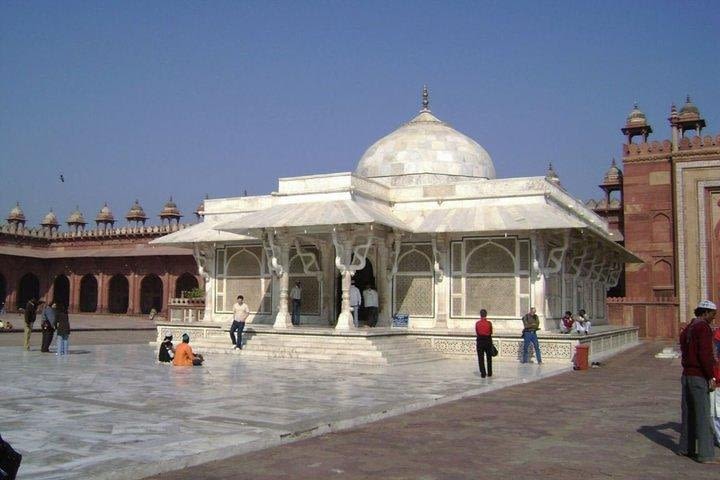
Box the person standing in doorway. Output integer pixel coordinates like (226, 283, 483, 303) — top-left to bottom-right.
(678, 300, 718, 463)
(55, 303, 71, 356)
(363, 284, 379, 327)
(230, 295, 249, 350)
(475, 309, 494, 378)
(23, 298, 38, 351)
(349, 280, 362, 328)
(40, 302, 57, 353)
(290, 281, 302, 326)
(521, 306, 542, 364)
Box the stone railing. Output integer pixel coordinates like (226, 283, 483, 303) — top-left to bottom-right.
(168, 297, 206, 323)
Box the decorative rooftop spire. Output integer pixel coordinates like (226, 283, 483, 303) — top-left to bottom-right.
(421, 85, 430, 112)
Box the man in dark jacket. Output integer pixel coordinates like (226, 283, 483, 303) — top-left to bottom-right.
(40, 302, 56, 353)
(679, 299, 718, 463)
(23, 298, 38, 351)
(521, 306, 542, 364)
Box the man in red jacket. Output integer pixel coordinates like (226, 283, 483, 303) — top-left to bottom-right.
(679, 300, 719, 463)
(475, 309, 494, 378)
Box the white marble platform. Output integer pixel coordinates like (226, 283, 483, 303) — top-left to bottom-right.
(1, 344, 568, 480)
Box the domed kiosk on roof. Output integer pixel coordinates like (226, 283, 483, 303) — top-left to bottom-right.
(159, 197, 182, 226)
(66, 206, 87, 232)
(95, 203, 116, 230)
(41, 210, 60, 231)
(6, 202, 26, 229)
(125, 200, 148, 226)
(354, 86, 495, 187)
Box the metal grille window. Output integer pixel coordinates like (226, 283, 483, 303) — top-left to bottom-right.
(215, 245, 272, 314)
(393, 244, 434, 317)
(450, 237, 529, 318)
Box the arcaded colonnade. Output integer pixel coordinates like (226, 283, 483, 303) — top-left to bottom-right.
(0, 254, 199, 315)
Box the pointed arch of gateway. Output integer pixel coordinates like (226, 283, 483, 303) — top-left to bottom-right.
(0, 272, 6, 310)
(140, 274, 163, 314)
(108, 274, 129, 314)
(53, 274, 70, 308)
(175, 272, 199, 297)
(17, 272, 40, 309)
(79, 274, 98, 312)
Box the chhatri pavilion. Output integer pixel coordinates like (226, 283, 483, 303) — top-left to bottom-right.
(154, 89, 637, 341)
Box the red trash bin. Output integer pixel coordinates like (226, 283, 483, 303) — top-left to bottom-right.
(574, 344, 590, 370)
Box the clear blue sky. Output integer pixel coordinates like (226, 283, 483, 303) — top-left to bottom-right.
(1, 0, 718, 226)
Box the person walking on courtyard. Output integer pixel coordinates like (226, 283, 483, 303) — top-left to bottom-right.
(560, 310, 574, 333)
(40, 302, 57, 353)
(575, 309, 592, 335)
(678, 300, 718, 463)
(521, 306, 542, 364)
(23, 298, 38, 350)
(290, 281, 302, 326)
(173, 333, 204, 366)
(54, 303, 71, 356)
(349, 280, 362, 328)
(363, 284, 379, 327)
(475, 309, 494, 378)
(230, 295, 249, 350)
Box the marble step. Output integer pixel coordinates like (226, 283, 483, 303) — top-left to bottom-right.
(190, 333, 445, 365)
(194, 347, 444, 366)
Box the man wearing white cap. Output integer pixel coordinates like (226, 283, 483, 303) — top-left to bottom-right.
(679, 299, 719, 463)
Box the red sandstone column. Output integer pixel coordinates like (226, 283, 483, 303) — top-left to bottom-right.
(162, 273, 171, 313)
(128, 273, 140, 315)
(97, 273, 109, 313)
(69, 273, 81, 313)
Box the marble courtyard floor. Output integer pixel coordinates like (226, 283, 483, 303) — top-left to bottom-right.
(0, 340, 567, 480)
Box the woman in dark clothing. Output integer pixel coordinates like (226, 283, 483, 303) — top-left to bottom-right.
(475, 308, 494, 378)
(158, 334, 175, 363)
(54, 303, 71, 356)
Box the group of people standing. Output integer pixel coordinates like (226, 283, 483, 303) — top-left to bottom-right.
(22, 298, 71, 355)
(679, 299, 720, 464)
(290, 281, 380, 329)
(474, 306, 546, 377)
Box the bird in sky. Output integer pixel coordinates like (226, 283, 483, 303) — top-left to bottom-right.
(59, 174, 64, 183)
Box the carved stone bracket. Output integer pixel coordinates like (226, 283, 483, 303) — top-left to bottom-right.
(293, 239, 322, 279)
(263, 230, 285, 277)
(542, 231, 570, 275)
(431, 235, 447, 283)
(332, 230, 374, 275)
(386, 232, 403, 281)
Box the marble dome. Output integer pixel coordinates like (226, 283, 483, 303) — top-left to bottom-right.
(355, 90, 495, 187)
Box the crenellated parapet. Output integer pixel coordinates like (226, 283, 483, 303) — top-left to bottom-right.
(677, 134, 720, 152)
(0, 222, 193, 242)
(623, 139, 672, 158)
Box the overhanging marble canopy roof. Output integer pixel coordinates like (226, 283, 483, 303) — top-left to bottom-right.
(215, 199, 408, 233)
(149, 215, 255, 246)
(395, 202, 585, 233)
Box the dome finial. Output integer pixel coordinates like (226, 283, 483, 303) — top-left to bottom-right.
(421, 85, 430, 112)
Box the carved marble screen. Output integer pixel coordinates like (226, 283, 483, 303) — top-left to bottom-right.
(215, 245, 273, 314)
(288, 245, 322, 316)
(393, 244, 434, 317)
(450, 237, 530, 318)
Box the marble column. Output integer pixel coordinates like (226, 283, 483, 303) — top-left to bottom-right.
(273, 240, 292, 329)
(433, 234, 449, 330)
(530, 235, 548, 330)
(334, 239, 355, 331)
(376, 239, 392, 327)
